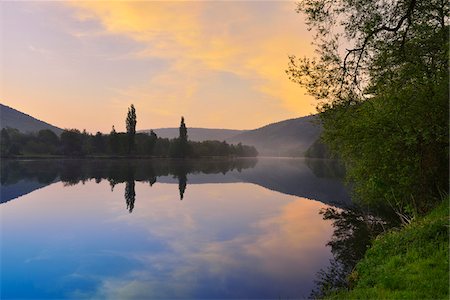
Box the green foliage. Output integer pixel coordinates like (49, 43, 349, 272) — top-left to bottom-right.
(321, 72, 448, 213)
(289, 0, 449, 215)
(328, 200, 449, 299)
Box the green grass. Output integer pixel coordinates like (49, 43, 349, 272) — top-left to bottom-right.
(329, 200, 449, 299)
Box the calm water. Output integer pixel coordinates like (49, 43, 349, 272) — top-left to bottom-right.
(1, 158, 350, 299)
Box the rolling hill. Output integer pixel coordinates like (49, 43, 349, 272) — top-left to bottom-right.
(140, 115, 322, 157)
(227, 115, 322, 156)
(1, 103, 63, 135)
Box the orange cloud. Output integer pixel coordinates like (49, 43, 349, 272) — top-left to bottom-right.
(67, 1, 317, 129)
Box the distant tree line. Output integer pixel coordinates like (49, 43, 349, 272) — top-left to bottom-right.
(1, 105, 257, 158)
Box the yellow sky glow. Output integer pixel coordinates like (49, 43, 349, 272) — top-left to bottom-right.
(1, 1, 316, 132)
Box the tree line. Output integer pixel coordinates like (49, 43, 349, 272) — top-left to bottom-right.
(0, 105, 257, 158)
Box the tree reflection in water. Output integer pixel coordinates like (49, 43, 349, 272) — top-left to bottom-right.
(0, 158, 257, 212)
(310, 206, 398, 298)
(125, 180, 136, 213)
(171, 162, 188, 200)
(178, 174, 187, 200)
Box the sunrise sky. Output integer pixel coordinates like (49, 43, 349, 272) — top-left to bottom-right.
(0, 1, 316, 133)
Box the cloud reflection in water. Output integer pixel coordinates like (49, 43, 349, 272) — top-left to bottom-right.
(1, 179, 335, 299)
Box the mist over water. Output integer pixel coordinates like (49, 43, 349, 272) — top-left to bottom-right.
(1, 158, 350, 299)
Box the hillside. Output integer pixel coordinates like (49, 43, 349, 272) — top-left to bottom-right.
(139, 128, 245, 142)
(0, 103, 63, 135)
(227, 115, 322, 157)
(140, 115, 322, 157)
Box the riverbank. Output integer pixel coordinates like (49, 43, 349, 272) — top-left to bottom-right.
(328, 200, 449, 299)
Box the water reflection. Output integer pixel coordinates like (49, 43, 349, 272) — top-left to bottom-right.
(125, 180, 136, 213)
(305, 158, 346, 179)
(1, 159, 257, 209)
(1, 158, 351, 209)
(310, 206, 399, 298)
(1, 179, 337, 298)
(0, 158, 354, 299)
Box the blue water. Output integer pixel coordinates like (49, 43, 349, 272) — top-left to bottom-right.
(0, 158, 349, 299)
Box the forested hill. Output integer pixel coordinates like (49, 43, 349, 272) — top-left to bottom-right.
(0, 103, 63, 135)
(139, 128, 245, 142)
(227, 115, 321, 157)
(141, 115, 322, 157)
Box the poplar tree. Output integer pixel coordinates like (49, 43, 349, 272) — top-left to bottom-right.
(126, 104, 137, 154)
(179, 116, 187, 143)
(179, 116, 188, 158)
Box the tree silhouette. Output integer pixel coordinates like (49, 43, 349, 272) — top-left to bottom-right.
(92, 132, 106, 153)
(179, 116, 187, 143)
(109, 125, 120, 154)
(126, 104, 137, 154)
(37, 129, 58, 146)
(146, 130, 158, 155)
(178, 116, 189, 158)
(60, 129, 83, 155)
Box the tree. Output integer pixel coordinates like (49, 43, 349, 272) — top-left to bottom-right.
(170, 116, 190, 158)
(60, 129, 83, 155)
(37, 130, 59, 146)
(146, 130, 158, 155)
(109, 125, 120, 154)
(287, 0, 448, 109)
(126, 104, 137, 154)
(179, 116, 187, 143)
(288, 0, 449, 215)
(0, 128, 11, 156)
(81, 129, 93, 154)
(92, 132, 106, 153)
(179, 116, 190, 158)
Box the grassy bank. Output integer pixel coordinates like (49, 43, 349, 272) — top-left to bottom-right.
(329, 200, 449, 299)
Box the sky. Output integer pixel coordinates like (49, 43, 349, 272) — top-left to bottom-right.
(0, 1, 316, 133)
